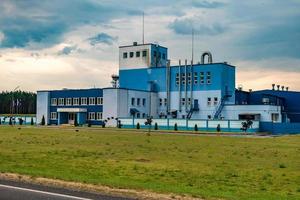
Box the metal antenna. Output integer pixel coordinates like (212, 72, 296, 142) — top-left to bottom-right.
(142, 12, 145, 44)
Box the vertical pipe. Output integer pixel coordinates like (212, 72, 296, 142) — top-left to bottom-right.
(190, 60, 193, 111)
(166, 60, 171, 115)
(184, 59, 188, 113)
(178, 60, 181, 113)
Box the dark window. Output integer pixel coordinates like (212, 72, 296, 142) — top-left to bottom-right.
(136, 51, 140, 57)
(123, 52, 128, 59)
(137, 98, 140, 106)
(131, 98, 135, 106)
(130, 52, 134, 58)
(162, 53, 166, 59)
(136, 113, 140, 118)
(142, 98, 146, 106)
(153, 51, 157, 57)
(142, 50, 147, 57)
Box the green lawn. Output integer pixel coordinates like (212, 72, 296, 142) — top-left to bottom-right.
(0, 126, 299, 200)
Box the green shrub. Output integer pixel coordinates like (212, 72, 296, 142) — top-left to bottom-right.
(174, 123, 178, 131)
(136, 123, 140, 129)
(154, 123, 158, 130)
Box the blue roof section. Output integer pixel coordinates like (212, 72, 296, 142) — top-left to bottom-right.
(48, 88, 102, 98)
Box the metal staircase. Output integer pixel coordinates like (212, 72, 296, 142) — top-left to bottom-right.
(213, 97, 226, 119)
(187, 102, 199, 119)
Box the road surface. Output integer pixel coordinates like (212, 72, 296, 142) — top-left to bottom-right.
(0, 179, 134, 200)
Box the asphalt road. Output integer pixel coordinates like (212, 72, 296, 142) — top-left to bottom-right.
(0, 179, 134, 200)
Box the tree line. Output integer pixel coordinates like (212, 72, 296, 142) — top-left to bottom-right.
(0, 91, 36, 114)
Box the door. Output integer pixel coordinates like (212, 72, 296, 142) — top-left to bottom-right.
(68, 113, 75, 124)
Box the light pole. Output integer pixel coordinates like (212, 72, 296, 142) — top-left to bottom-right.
(11, 86, 20, 116)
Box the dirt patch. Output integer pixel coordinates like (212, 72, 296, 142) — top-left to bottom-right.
(0, 173, 204, 200)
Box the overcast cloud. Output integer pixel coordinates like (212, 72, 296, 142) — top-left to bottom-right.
(0, 0, 299, 91)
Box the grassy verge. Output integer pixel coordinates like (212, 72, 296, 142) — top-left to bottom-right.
(0, 126, 299, 200)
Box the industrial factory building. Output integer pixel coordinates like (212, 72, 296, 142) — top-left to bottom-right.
(37, 42, 300, 133)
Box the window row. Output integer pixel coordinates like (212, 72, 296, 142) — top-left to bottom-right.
(131, 98, 146, 106)
(159, 98, 167, 106)
(50, 112, 103, 120)
(207, 97, 219, 106)
(123, 50, 147, 59)
(51, 97, 103, 106)
(134, 112, 147, 118)
(175, 72, 211, 85)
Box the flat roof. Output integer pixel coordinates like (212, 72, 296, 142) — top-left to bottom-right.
(119, 43, 168, 49)
(37, 88, 102, 93)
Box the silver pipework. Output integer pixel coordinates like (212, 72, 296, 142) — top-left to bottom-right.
(201, 51, 213, 64)
(178, 60, 181, 112)
(185, 59, 188, 113)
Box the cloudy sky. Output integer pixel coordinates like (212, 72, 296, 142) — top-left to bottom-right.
(0, 0, 299, 92)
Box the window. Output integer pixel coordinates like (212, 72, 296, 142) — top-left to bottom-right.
(142, 50, 147, 57)
(153, 51, 157, 57)
(142, 113, 146, 118)
(182, 73, 186, 85)
(58, 98, 65, 106)
(142, 98, 146, 106)
(123, 52, 128, 59)
(200, 72, 204, 84)
(81, 97, 87, 105)
(214, 97, 218, 106)
(208, 115, 212, 120)
(271, 113, 279, 122)
(97, 97, 103, 105)
(188, 73, 191, 85)
(137, 98, 140, 106)
(159, 98, 163, 106)
(66, 98, 72, 106)
(131, 98, 135, 106)
(88, 112, 95, 120)
(50, 112, 57, 120)
(194, 72, 198, 84)
(130, 52, 134, 58)
(136, 113, 140, 118)
(181, 98, 185, 106)
(89, 97, 95, 105)
(164, 98, 167, 106)
(188, 98, 191, 105)
(73, 98, 79, 105)
(96, 112, 103, 120)
(207, 97, 212, 106)
(136, 51, 140, 57)
(207, 72, 211, 84)
(176, 73, 180, 85)
(162, 53, 166, 60)
(51, 98, 57, 106)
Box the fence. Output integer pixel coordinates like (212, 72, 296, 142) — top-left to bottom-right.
(260, 122, 300, 135)
(0, 116, 36, 125)
(119, 118, 260, 133)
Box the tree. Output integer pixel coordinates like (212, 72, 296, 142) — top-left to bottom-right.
(194, 124, 198, 131)
(41, 115, 45, 126)
(31, 117, 34, 125)
(136, 122, 140, 129)
(18, 118, 24, 125)
(9, 117, 12, 126)
(154, 123, 158, 130)
(0, 118, 2, 125)
(174, 123, 178, 131)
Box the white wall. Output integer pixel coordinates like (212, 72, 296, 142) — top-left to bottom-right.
(119, 44, 151, 70)
(157, 90, 222, 119)
(36, 91, 50, 125)
(222, 105, 282, 122)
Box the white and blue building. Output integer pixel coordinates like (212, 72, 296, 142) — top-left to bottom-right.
(37, 42, 300, 133)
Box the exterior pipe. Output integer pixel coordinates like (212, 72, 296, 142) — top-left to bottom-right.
(184, 59, 188, 113)
(190, 60, 193, 111)
(166, 60, 171, 115)
(178, 60, 181, 112)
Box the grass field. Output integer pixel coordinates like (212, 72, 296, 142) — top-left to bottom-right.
(0, 126, 299, 200)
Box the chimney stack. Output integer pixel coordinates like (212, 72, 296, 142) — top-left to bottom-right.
(272, 84, 275, 90)
(277, 85, 280, 91)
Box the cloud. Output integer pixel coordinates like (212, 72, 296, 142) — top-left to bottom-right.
(0, 0, 139, 49)
(57, 45, 78, 55)
(169, 17, 227, 35)
(191, 0, 226, 9)
(88, 33, 118, 46)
